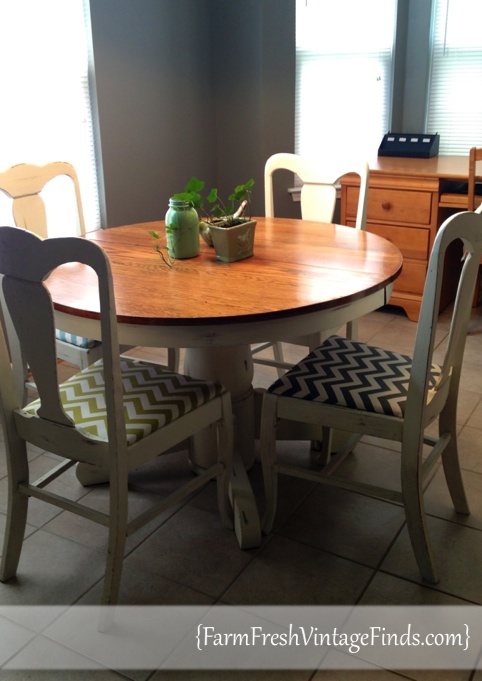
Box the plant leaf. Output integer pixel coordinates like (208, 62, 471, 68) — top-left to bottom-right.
(189, 191, 203, 209)
(172, 191, 194, 202)
(185, 177, 205, 193)
(207, 188, 218, 204)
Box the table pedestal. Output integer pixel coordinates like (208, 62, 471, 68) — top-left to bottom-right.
(184, 345, 255, 470)
(184, 345, 261, 549)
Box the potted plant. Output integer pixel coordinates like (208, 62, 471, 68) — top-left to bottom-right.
(174, 177, 256, 262)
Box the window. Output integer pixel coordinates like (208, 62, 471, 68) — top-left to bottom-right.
(295, 0, 397, 162)
(426, 0, 482, 155)
(0, 0, 100, 234)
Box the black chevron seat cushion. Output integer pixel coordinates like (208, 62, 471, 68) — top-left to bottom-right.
(268, 335, 442, 418)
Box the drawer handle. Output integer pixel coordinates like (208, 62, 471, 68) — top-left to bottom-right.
(381, 201, 391, 210)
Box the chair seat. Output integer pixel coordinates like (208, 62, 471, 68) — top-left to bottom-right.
(55, 328, 100, 349)
(24, 357, 223, 444)
(268, 335, 442, 418)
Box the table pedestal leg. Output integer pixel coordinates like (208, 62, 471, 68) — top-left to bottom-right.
(184, 345, 255, 470)
(184, 345, 261, 549)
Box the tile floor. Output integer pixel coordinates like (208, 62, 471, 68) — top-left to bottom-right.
(1, 304, 482, 680)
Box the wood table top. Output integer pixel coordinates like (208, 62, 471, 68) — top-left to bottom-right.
(47, 218, 403, 328)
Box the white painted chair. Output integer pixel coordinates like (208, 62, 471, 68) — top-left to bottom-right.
(0, 162, 105, 373)
(0, 162, 178, 401)
(0, 226, 233, 605)
(260, 209, 482, 584)
(253, 153, 369, 376)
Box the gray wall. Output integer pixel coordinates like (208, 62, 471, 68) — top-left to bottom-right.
(401, 0, 433, 132)
(89, 0, 217, 227)
(89, 0, 296, 226)
(210, 0, 296, 218)
(89, 0, 433, 228)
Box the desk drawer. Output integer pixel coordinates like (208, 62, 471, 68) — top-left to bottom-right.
(367, 223, 429, 261)
(346, 187, 432, 225)
(345, 220, 427, 296)
(394, 260, 427, 295)
(345, 221, 430, 261)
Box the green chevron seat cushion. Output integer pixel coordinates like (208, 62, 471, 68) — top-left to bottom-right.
(268, 335, 442, 418)
(55, 329, 100, 349)
(24, 358, 223, 444)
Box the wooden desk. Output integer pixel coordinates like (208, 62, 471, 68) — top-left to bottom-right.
(341, 155, 481, 321)
(47, 218, 402, 546)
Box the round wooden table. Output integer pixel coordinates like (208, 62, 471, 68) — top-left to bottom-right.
(50, 217, 402, 342)
(47, 218, 403, 548)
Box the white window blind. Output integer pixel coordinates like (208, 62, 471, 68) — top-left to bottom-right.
(0, 0, 100, 235)
(426, 0, 482, 155)
(295, 0, 397, 163)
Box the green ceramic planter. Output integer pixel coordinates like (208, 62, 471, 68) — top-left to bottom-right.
(207, 219, 256, 262)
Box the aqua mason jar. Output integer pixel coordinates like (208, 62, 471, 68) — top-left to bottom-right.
(165, 199, 200, 259)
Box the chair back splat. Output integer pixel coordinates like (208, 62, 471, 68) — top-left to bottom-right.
(254, 152, 370, 377)
(0, 226, 235, 605)
(260, 209, 482, 584)
(0, 160, 86, 238)
(264, 152, 369, 229)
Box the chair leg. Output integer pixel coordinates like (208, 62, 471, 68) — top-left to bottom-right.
(216, 393, 235, 530)
(167, 347, 180, 372)
(101, 470, 129, 606)
(346, 318, 358, 341)
(439, 405, 470, 515)
(260, 392, 279, 534)
(0, 439, 29, 582)
(441, 439, 470, 515)
(472, 265, 481, 308)
(0, 489, 28, 582)
(273, 342, 286, 378)
(401, 454, 438, 584)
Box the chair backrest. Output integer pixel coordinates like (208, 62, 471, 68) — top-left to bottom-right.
(0, 161, 86, 239)
(468, 147, 482, 211)
(0, 226, 124, 451)
(264, 152, 369, 229)
(406, 210, 482, 438)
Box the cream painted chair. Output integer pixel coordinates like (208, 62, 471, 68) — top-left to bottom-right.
(0, 162, 105, 373)
(0, 162, 178, 402)
(0, 226, 234, 605)
(260, 209, 482, 584)
(253, 153, 369, 376)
